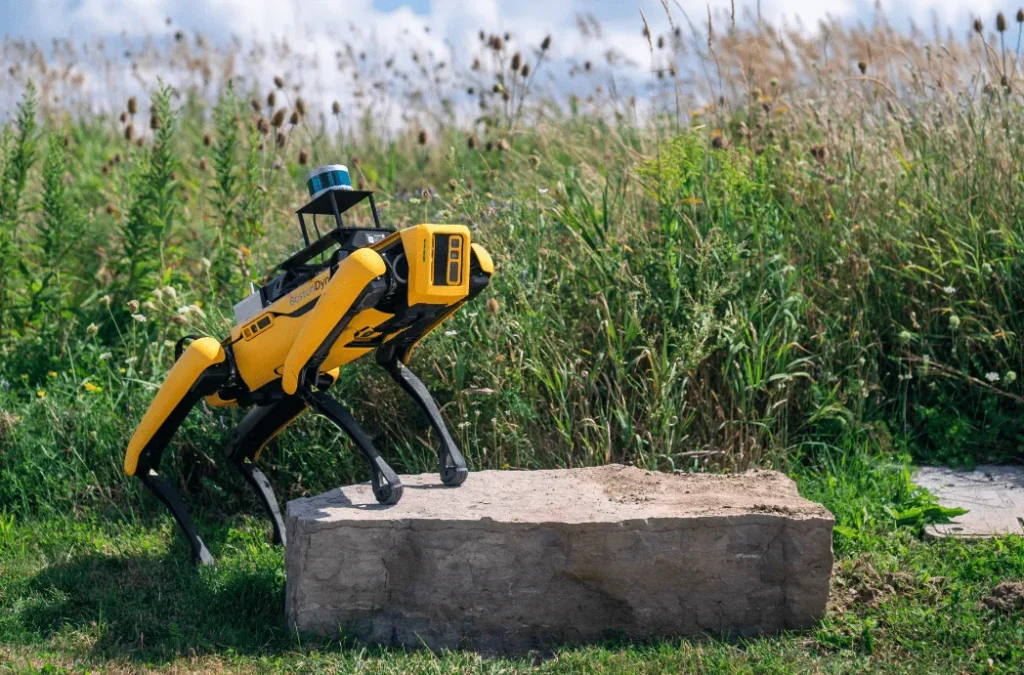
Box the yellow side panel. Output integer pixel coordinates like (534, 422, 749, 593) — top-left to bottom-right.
(205, 391, 239, 408)
(233, 314, 306, 391)
(400, 224, 471, 306)
(320, 308, 393, 372)
(281, 248, 387, 395)
(471, 242, 494, 274)
(124, 337, 225, 476)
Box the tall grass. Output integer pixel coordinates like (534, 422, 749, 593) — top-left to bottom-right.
(2, 9, 1024, 518)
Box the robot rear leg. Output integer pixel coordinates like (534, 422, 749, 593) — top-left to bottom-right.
(124, 337, 230, 564)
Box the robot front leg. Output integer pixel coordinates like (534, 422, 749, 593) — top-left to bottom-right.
(124, 337, 230, 565)
(376, 347, 468, 487)
(300, 389, 404, 505)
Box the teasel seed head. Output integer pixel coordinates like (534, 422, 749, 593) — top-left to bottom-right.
(119, 111, 127, 123)
(521, 63, 530, 78)
(1017, 9, 1024, 23)
(298, 149, 309, 165)
(271, 108, 286, 128)
(467, 135, 478, 150)
(124, 124, 134, 141)
(485, 140, 494, 152)
(858, 61, 867, 74)
(448, 179, 458, 191)
(289, 110, 300, 125)
(149, 114, 160, 130)
(198, 157, 208, 171)
(276, 131, 286, 148)
(256, 117, 270, 135)
(332, 100, 341, 114)
(274, 75, 285, 89)
(295, 97, 306, 116)
(541, 35, 552, 51)
(973, 18, 983, 34)
(997, 12, 1007, 32)
(250, 98, 261, 112)
(127, 96, 138, 114)
(497, 138, 510, 152)
(418, 129, 428, 145)
(202, 132, 212, 147)
(511, 52, 522, 72)
(267, 91, 276, 108)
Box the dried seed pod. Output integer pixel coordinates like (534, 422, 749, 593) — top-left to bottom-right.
(124, 124, 134, 141)
(267, 91, 276, 108)
(974, 18, 983, 33)
(996, 12, 1007, 32)
(127, 96, 137, 114)
(276, 131, 286, 147)
(295, 97, 306, 116)
(256, 117, 270, 135)
(119, 111, 127, 123)
(521, 63, 530, 78)
(271, 108, 286, 128)
(332, 100, 341, 114)
(250, 98, 261, 112)
(298, 149, 309, 165)
(511, 52, 522, 72)
(1018, 9, 1024, 23)
(289, 110, 300, 125)
(541, 35, 552, 51)
(274, 75, 285, 89)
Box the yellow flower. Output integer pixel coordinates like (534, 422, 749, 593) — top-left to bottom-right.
(84, 382, 103, 393)
(500, 463, 511, 470)
(48, 371, 57, 377)
(36, 390, 46, 399)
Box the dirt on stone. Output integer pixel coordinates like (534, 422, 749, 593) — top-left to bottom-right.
(982, 581, 1024, 614)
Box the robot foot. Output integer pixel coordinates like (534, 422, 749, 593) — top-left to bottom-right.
(302, 389, 404, 506)
(139, 472, 215, 565)
(377, 352, 468, 487)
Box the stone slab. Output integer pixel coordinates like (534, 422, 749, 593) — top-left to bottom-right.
(285, 465, 834, 652)
(914, 465, 1024, 539)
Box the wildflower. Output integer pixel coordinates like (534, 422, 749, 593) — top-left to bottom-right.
(201, 257, 212, 270)
(84, 382, 103, 393)
(983, 262, 993, 275)
(99, 352, 112, 361)
(86, 323, 99, 336)
(130, 313, 147, 323)
(986, 372, 1001, 383)
(949, 314, 961, 330)
(1005, 371, 1017, 384)
(48, 371, 57, 378)
(126, 356, 138, 365)
(127, 299, 140, 313)
(37, 390, 46, 399)
(898, 330, 912, 345)
(142, 301, 157, 312)
(445, 330, 458, 337)
(942, 286, 956, 296)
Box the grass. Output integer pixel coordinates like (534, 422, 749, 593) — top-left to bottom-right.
(3, 5, 1024, 673)
(1, 445, 1023, 674)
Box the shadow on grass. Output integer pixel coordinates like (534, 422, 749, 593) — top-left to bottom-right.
(14, 534, 299, 663)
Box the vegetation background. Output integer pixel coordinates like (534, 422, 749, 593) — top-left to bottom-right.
(2, 4, 1024, 673)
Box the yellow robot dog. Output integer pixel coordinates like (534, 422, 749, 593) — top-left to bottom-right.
(124, 164, 493, 564)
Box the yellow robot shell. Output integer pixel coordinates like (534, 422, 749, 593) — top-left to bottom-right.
(470, 242, 494, 274)
(400, 224, 472, 306)
(124, 337, 226, 476)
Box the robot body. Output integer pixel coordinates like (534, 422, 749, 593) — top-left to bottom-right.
(124, 166, 492, 564)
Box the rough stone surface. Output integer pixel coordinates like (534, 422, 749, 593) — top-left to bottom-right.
(285, 465, 833, 652)
(914, 465, 1024, 539)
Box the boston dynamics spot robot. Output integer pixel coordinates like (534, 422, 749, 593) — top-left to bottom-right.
(124, 165, 493, 564)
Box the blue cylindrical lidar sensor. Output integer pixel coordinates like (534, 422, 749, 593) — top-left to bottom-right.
(306, 165, 353, 199)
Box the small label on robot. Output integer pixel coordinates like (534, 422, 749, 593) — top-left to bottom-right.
(290, 278, 327, 306)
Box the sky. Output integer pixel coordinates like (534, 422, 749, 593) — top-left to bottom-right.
(0, 0, 1016, 122)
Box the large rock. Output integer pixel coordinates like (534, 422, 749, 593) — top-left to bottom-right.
(285, 465, 833, 652)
